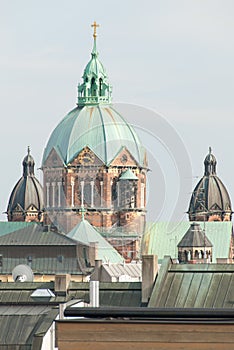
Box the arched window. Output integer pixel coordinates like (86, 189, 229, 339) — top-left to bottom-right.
(91, 77, 97, 96)
(99, 78, 103, 96)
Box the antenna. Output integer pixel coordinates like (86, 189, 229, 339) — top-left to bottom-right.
(12, 264, 34, 282)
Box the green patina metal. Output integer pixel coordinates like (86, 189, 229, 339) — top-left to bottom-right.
(42, 23, 146, 168)
(78, 22, 112, 106)
(142, 221, 233, 263)
(42, 105, 146, 166)
(68, 217, 124, 263)
(119, 169, 138, 181)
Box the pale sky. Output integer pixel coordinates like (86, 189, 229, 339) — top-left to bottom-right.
(1, 0, 234, 222)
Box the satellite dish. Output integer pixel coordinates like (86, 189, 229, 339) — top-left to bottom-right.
(12, 264, 34, 282)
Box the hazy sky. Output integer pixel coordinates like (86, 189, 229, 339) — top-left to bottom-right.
(1, 0, 234, 222)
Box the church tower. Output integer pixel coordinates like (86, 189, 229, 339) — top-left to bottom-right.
(42, 23, 148, 259)
(7, 147, 44, 222)
(188, 148, 232, 221)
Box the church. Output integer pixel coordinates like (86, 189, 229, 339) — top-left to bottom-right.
(5, 22, 234, 263)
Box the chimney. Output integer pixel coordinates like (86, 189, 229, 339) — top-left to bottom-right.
(89, 280, 99, 307)
(90, 259, 102, 281)
(89, 242, 98, 267)
(54, 274, 71, 296)
(141, 255, 158, 305)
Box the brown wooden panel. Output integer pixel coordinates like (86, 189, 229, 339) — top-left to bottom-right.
(57, 341, 234, 350)
(56, 322, 234, 343)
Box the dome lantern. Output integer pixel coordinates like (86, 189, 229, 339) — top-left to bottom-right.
(78, 21, 112, 106)
(23, 146, 35, 177)
(204, 147, 217, 176)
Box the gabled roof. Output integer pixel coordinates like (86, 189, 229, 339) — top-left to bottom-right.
(0, 221, 35, 237)
(0, 224, 90, 275)
(0, 223, 78, 245)
(101, 262, 142, 281)
(149, 256, 234, 308)
(178, 222, 213, 248)
(0, 306, 58, 348)
(68, 218, 124, 263)
(142, 221, 233, 262)
(119, 169, 138, 181)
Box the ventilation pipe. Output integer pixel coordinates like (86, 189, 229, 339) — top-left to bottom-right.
(90, 280, 99, 307)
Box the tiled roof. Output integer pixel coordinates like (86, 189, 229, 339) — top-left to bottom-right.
(149, 257, 234, 308)
(142, 221, 233, 262)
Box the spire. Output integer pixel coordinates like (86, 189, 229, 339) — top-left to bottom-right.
(204, 147, 217, 176)
(78, 22, 112, 106)
(22, 146, 35, 177)
(91, 21, 99, 58)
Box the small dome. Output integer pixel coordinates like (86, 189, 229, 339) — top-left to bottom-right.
(7, 149, 44, 221)
(188, 148, 232, 221)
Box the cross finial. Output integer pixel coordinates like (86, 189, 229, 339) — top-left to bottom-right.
(91, 21, 100, 38)
(27, 146, 30, 155)
(209, 146, 212, 155)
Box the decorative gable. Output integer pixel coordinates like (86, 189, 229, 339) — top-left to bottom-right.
(210, 203, 222, 211)
(110, 147, 139, 167)
(43, 148, 64, 168)
(70, 147, 104, 167)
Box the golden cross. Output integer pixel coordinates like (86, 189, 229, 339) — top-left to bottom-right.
(91, 21, 100, 38)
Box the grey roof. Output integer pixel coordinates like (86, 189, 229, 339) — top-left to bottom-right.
(149, 256, 234, 308)
(0, 224, 90, 275)
(102, 262, 142, 281)
(0, 281, 142, 307)
(0, 256, 84, 275)
(178, 222, 213, 248)
(0, 221, 35, 237)
(0, 223, 78, 245)
(0, 281, 141, 347)
(68, 218, 124, 263)
(0, 305, 58, 348)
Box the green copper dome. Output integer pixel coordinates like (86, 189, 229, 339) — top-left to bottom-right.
(42, 24, 146, 167)
(42, 105, 146, 166)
